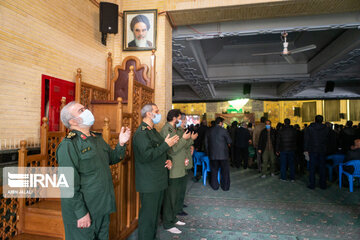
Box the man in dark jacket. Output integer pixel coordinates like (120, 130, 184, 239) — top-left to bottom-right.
(258, 120, 277, 178)
(294, 124, 305, 175)
(229, 121, 238, 167)
(325, 122, 339, 156)
(341, 121, 357, 153)
(276, 118, 297, 181)
(194, 120, 208, 151)
(304, 115, 330, 190)
(205, 117, 232, 191)
(253, 117, 266, 172)
(234, 122, 251, 169)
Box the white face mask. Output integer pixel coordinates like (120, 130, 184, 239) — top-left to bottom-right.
(78, 109, 95, 127)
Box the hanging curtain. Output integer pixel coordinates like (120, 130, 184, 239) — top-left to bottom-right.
(324, 100, 340, 121)
(350, 100, 360, 121)
(302, 102, 316, 122)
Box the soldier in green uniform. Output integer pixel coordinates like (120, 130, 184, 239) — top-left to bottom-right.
(132, 103, 179, 240)
(176, 113, 197, 216)
(160, 109, 197, 234)
(56, 101, 131, 240)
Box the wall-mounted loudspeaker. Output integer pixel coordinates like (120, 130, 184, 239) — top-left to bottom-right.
(243, 84, 251, 95)
(325, 81, 335, 93)
(100, 2, 118, 45)
(339, 113, 345, 119)
(294, 107, 301, 117)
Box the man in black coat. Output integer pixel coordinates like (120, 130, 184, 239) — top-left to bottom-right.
(325, 122, 339, 156)
(258, 120, 277, 178)
(276, 118, 297, 181)
(341, 121, 357, 153)
(294, 124, 305, 175)
(205, 117, 232, 191)
(229, 121, 238, 167)
(234, 122, 251, 169)
(304, 115, 330, 189)
(195, 120, 209, 151)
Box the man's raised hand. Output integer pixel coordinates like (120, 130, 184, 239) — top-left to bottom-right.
(119, 127, 131, 146)
(182, 130, 191, 140)
(191, 132, 198, 140)
(165, 134, 179, 147)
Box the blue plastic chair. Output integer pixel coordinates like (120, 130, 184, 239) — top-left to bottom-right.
(326, 154, 345, 181)
(339, 160, 360, 192)
(192, 151, 205, 177)
(201, 155, 220, 186)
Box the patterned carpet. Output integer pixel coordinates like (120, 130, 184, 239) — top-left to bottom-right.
(127, 168, 360, 240)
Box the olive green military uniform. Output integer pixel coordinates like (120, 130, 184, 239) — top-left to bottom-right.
(133, 122, 170, 240)
(56, 130, 126, 240)
(160, 123, 193, 229)
(176, 127, 194, 215)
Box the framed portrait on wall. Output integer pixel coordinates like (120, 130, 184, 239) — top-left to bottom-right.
(123, 9, 157, 51)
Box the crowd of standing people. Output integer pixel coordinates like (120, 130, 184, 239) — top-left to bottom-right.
(195, 115, 360, 192)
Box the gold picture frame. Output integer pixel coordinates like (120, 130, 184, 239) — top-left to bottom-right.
(123, 9, 157, 51)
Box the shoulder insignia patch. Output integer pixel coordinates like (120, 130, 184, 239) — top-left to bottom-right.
(169, 127, 173, 133)
(66, 132, 76, 139)
(141, 126, 147, 131)
(81, 146, 91, 153)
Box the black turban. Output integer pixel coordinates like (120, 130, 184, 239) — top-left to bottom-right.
(130, 15, 150, 31)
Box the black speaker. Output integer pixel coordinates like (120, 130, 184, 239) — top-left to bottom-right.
(99, 2, 118, 45)
(243, 84, 251, 95)
(294, 107, 301, 117)
(100, 2, 118, 34)
(339, 113, 345, 119)
(325, 81, 335, 93)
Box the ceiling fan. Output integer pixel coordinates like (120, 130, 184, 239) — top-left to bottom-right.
(252, 32, 317, 64)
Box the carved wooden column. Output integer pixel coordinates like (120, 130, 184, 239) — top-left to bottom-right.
(59, 97, 66, 132)
(17, 140, 28, 234)
(150, 50, 156, 90)
(40, 117, 48, 167)
(107, 52, 113, 100)
(127, 66, 134, 114)
(75, 68, 82, 103)
(116, 97, 123, 133)
(102, 117, 111, 144)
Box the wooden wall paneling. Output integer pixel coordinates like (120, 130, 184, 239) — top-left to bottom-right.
(91, 103, 118, 131)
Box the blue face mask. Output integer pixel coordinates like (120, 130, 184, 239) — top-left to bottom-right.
(152, 113, 161, 124)
(266, 125, 271, 130)
(176, 120, 182, 128)
(78, 109, 95, 127)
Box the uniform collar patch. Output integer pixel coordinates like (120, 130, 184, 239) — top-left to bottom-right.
(66, 132, 76, 139)
(142, 125, 152, 131)
(80, 134, 87, 140)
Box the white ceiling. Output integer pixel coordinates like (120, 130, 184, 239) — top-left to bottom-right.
(172, 12, 360, 102)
